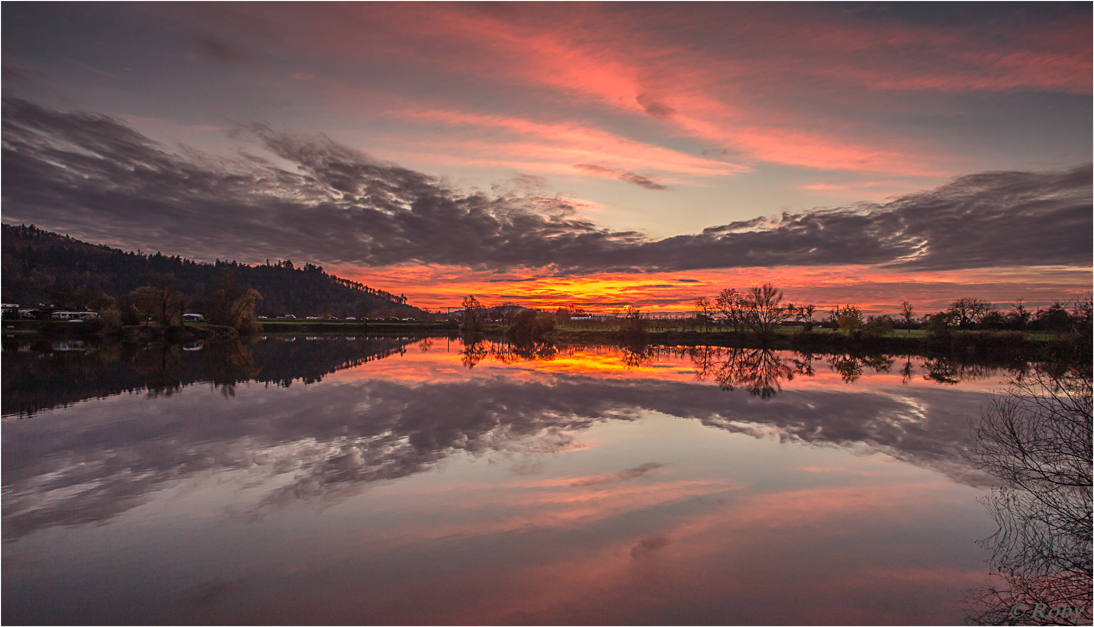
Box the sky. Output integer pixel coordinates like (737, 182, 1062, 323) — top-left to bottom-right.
(2, 2, 1091, 313)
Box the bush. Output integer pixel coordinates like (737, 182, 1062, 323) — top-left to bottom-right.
(506, 310, 555, 344)
(99, 306, 122, 333)
(835, 305, 863, 331)
(928, 312, 956, 338)
(863, 315, 894, 338)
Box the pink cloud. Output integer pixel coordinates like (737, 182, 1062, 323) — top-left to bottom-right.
(172, 4, 1088, 179)
(393, 108, 743, 178)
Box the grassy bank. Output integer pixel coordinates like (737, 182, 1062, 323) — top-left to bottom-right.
(552, 326, 1087, 362)
(7, 318, 1086, 364)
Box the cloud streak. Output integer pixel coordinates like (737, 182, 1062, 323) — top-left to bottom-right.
(573, 164, 669, 190)
(569, 462, 664, 487)
(2, 99, 1090, 275)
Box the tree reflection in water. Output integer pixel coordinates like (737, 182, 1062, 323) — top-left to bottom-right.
(459, 337, 559, 368)
(460, 337, 489, 369)
(131, 340, 260, 398)
(688, 347, 805, 399)
(1, 336, 416, 417)
(621, 344, 654, 369)
(924, 357, 1005, 386)
(964, 363, 1093, 625)
(828, 353, 894, 384)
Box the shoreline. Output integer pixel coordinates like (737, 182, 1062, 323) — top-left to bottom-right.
(4, 319, 1087, 363)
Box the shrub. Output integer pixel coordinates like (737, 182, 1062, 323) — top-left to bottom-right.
(928, 311, 956, 338)
(835, 305, 863, 331)
(863, 315, 894, 337)
(506, 310, 555, 344)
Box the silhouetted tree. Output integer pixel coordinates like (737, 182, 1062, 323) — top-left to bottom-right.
(459, 295, 485, 335)
(796, 303, 817, 331)
(964, 364, 1092, 625)
(1009, 300, 1032, 330)
(716, 288, 745, 334)
(695, 296, 714, 332)
(901, 300, 915, 333)
(743, 284, 790, 339)
(1037, 302, 1072, 335)
(949, 297, 993, 329)
(496, 302, 521, 326)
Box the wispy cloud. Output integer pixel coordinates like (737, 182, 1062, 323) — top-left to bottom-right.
(573, 164, 669, 191)
(569, 463, 664, 487)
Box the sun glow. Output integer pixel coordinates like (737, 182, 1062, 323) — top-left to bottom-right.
(330, 264, 1092, 315)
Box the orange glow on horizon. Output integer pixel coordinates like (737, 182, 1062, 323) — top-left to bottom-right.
(329, 263, 1092, 315)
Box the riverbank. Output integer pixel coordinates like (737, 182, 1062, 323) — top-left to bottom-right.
(552, 327, 1088, 363)
(6, 318, 1087, 363)
(3, 318, 455, 339)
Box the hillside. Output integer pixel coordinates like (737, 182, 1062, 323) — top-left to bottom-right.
(1, 224, 426, 319)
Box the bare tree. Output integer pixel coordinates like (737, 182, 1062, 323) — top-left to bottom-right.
(901, 300, 915, 334)
(950, 297, 993, 329)
(496, 302, 521, 326)
(796, 303, 817, 331)
(694, 296, 714, 332)
(743, 283, 790, 339)
(716, 288, 745, 334)
(964, 364, 1093, 625)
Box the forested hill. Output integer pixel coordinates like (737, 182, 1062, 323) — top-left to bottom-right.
(1, 224, 426, 318)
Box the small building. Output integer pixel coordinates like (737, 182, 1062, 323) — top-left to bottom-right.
(51, 311, 99, 321)
(182, 313, 205, 323)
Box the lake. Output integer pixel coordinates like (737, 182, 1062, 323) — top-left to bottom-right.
(0, 336, 1050, 624)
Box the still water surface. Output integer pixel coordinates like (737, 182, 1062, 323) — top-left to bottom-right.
(3, 337, 1013, 624)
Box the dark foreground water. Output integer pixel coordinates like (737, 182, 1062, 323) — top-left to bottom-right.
(0, 336, 1050, 624)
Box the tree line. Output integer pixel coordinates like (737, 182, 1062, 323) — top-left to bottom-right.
(1, 224, 423, 323)
(451, 283, 1092, 347)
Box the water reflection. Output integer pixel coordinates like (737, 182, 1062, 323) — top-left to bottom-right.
(964, 364, 1093, 625)
(690, 347, 797, 399)
(3, 337, 1051, 624)
(2, 336, 416, 417)
(461, 336, 559, 368)
(3, 337, 1023, 543)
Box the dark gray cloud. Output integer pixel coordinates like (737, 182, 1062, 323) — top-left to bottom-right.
(630, 534, 671, 558)
(2, 98, 1089, 273)
(573, 163, 671, 190)
(636, 94, 676, 118)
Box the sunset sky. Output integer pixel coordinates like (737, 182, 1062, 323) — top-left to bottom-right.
(2, 2, 1091, 313)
